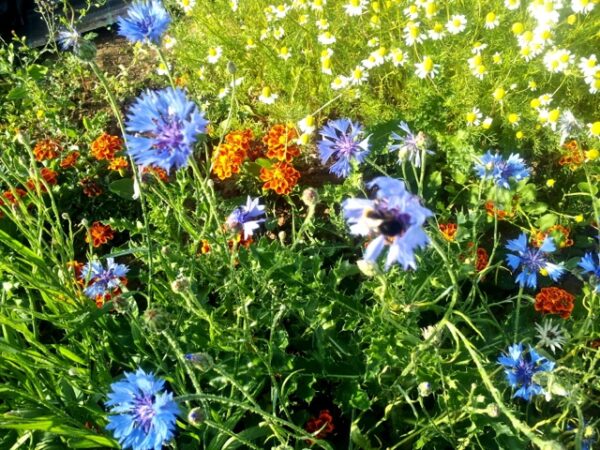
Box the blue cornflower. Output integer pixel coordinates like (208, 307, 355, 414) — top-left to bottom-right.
(125, 87, 208, 172)
(226, 196, 266, 239)
(505, 233, 564, 289)
(579, 252, 600, 292)
(80, 258, 129, 299)
(474, 151, 530, 189)
(388, 121, 433, 168)
(342, 177, 433, 270)
(57, 27, 81, 51)
(318, 119, 370, 178)
(117, 0, 171, 45)
(106, 368, 180, 450)
(497, 343, 555, 401)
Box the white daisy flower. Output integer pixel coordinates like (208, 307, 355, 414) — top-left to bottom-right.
(585, 73, 600, 94)
(504, 0, 520, 10)
(571, 0, 594, 13)
(471, 42, 488, 54)
(389, 48, 408, 67)
(315, 18, 330, 30)
(258, 86, 279, 104)
(543, 48, 573, 73)
(348, 65, 369, 85)
(156, 62, 171, 76)
(331, 75, 349, 90)
(482, 117, 493, 129)
(579, 55, 598, 78)
(273, 26, 285, 40)
(277, 46, 292, 60)
(446, 14, 467, 34)
(344, 0, 368, 16)
(318, 32, 336, 45)
(207, 46, 222, 64)
(403, 4, 419, 19)
(178, 0, 196, 14)
(404, 21, 425, 45)
(492, 52, 503, 64)
(466, 107, 482, 126)
(309, 0, 326, 11)
(367, 37, 379, 48)
(321, 57, 333, 74)
(414, 56, 439, 79)
(362, 47, 387, 69)
(428, 22, 445, 40)
(484, 12, 499, 29)
(163, 35, 177, 50)
(298, 115, 316, 134)
(272, 4, 289, 18)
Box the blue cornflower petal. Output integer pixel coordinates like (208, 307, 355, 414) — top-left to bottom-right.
(80, 258, 129, 300)
(498, 343, 554, 402)
(125, 87, 208, 173)
(117, 0, 171, 45)
(342, 177, 433, 271)
(226, 196, 266, 239)
(318, 119, 370, 178)
(106, 368, 179, 450)
(388, 121, 433, 168)
(505, 233, 562, 289)
(579, 252, 600, 292)
(475, 151, 529, 189)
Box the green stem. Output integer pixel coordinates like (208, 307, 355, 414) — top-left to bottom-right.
(89, 61, 154, 306)
(513, 286, 524, 343)
(156, 46, 176, 89)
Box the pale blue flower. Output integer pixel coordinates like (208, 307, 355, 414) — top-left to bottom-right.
(505, 233, 564, 289)
(498, 343, 555, 401)
(117, 0, 171, 45)
(226, 196, 266, 239)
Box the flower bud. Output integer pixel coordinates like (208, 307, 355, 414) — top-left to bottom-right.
(418, 381, 431, 397)
(184, 352, 214, 371)
(227, 61, 237, 74)
(143, 308, 170, 332)
(171, 275, 191, 294)
(357, 259, 379, 277)
(187, 407, 205, 425)
(301, 187, 319, 207)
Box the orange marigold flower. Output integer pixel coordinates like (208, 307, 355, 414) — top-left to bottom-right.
(534, 287, 575, 319)
(305, 410, 335, 439)
(212, 142, 247, 180)
(86, 221, 115, 247)
(476, 247, 489, 272)
(2, 188, 27, 204)
(531, 225, 573, 249)
(262, 124, 300, 162)
(484, 200, 510, 220)
(108, 156, 129, 171)
(228, 233, 254, 250)
(80, 177, 103, 197)
(67, 260, 85, 286)
(90, 132, 123, 161)
(558, 140, 584, 170)
(33, 138, 61, 161)
(60, 151, 80, 169)
(142, 166, 169, 182)
(260, 162, 300, 195)
(200, 239, 211, 254)
(439, 223, 458, 241)
(225, 128, 254, 151)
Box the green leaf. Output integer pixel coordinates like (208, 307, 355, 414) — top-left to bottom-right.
(109, 178, 135, 200)
(537, 213, 557, 230)
(350, 422, 375, 450)
(6, 85, 28, 101)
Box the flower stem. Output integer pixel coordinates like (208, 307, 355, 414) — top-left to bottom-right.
(89, 61, 154, 307)
(514, 285, 524, 343)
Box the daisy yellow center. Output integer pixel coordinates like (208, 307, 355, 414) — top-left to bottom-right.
(423, 57, 433, 72)
(548, 109, 559, 122)
(486, 12, 496, 22)
(590, 122, 600, 136)
(262, 87, 272, 97)
(466, 112, 476, 122)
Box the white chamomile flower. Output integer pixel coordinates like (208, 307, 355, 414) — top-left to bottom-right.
(278, 46, 292, 60)
(389, 48, 408, 67)
(217, 87, 230, 99)
(344, 0, 368, 16)
(229, 0, 239, 11)
(404, 21, 425, 45)
(258, 86, 278, 104)
(246, 38, 256, 50)
(414, 56, 439, 79)
(156, 62, 171, 76)
(298, 115, 316, 134)
(588, 121, 600, 138)
(273, 4, 289, 19)
(310, 0, 326, 11)
(404, 4, 419, 19)
(320, 48, 333, 61)
(315, 18, 329, 30)
(428, 22, 445, 40)
(348, 65, 369, 85)
(179, 0, 196, 14)
(571, 0, 595, 14)
(466, 107, 482, 126)
(273, 26, 285, 40)
(298, 14, 309, 25)
(586, 72, 600, 94)
(321, 57, 333, 74)
(362, 47, 387, 69)
(196, 66, 206, 80)
(484, 12, 499, 29)
(207, 46, 222, 64)
(482, 117, 493, 129)
(579, 55, 598, 78)
(318, 31, 336, 45)
(163, 35, 177, 50)
(471, 42, 488, 54)
(367, 37, 379, 48)
(331, 75, 349, 90)
(492, 52, 502, 64)
(504, 0, 520, 10)
(539, 107, 561, 130)
(539, 93, 554, 105)
(507, 113, 520, 127)
(446, 14, 467, 34)
(535, 320, 567, 354)
(543, 48, 573, 73)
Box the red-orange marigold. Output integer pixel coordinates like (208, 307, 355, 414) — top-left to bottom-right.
(534, 287, 575, 319)
(439, 223, 457, 241)
(531, 225, 573, 249)
(212, 142, 247, 180)
(86, 221, 115, 247)
(60, 151, 80, 169)
(262, 124, 300, 162)
(33, 138, 61, 161)
(91, 133, 123, 161)
(305, 410, 335, 439)
(476, 247, 489, 272)
(260, 162, 300, 195)
(108, 156, 129, 172)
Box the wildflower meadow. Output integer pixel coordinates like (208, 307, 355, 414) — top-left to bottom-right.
(1, 0, 599, 448)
